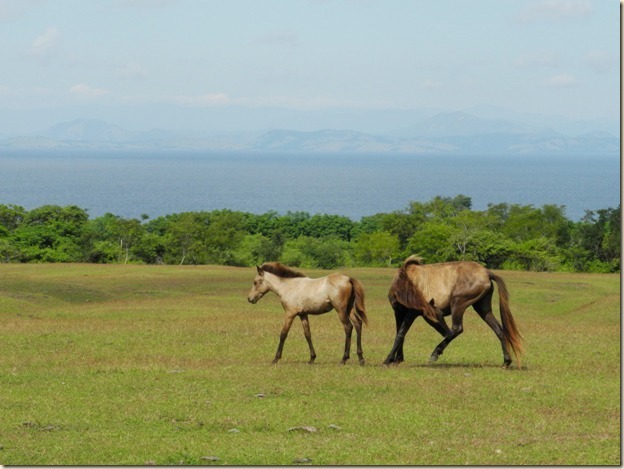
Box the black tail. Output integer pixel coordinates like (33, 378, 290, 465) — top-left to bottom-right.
(489, 271, 524, 366)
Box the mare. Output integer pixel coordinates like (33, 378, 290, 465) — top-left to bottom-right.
(247, 262, 368, 365)
(384, 255, 524, 368)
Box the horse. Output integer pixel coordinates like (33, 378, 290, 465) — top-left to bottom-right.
(247, 262, 368, 365)
(383, 255, 524, 368)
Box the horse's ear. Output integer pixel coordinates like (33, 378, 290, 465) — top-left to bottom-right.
(256, 265, 264, 275)
(429, 298, 435, 306)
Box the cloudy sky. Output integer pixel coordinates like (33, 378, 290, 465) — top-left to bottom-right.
(0, 0, 619, 134)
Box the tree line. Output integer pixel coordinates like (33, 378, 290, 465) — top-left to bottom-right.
(0, 195, 619, 273)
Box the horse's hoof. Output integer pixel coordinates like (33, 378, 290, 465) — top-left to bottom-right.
(359, 359, 366, 366)
(429, 355, 439, 363)
(307, 360, 316, 365)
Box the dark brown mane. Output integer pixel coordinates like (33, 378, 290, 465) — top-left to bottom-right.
(260, 262, 307, 279)
(389, 257, 437, 323)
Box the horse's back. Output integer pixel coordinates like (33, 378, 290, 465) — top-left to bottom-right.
(280, 273, 351, 314)
(404, 261, 491, 308)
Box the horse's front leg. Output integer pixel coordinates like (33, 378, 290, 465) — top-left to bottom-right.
(383, 309, 417, 366)
(273, 313, 296, 364)
(391, 306, 406, 363)
(429, 303, 467, 363)
(299, 314, 317, 364)
(423, 309, 451, 338)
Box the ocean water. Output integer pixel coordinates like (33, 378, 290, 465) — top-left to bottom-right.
(0, 151, 619, 221)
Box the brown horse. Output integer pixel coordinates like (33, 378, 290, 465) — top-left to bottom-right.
(247, 262, 368, 365)
(384, 255, 524, 368)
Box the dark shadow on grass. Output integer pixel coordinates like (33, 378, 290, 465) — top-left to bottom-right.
(381, 361, 529, 371)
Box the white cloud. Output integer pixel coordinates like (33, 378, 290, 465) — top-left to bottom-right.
(543, 73, 578, 87)
(69, 83, 111, 99)
(515, 0, 593, 24)
(28, 27, 61, 58)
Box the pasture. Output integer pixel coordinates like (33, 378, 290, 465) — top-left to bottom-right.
(0, 263, 620, 465)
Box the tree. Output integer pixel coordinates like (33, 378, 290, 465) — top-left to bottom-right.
(12, 205, 89, 262)
(504, 237, 563, 272)
(405, 222, 454, 263)
(235, 231, 284, 266)
(571, 206, 621, 272)
(114, 218, 144, 264)
(203, 210, 247, 265)
(372, 211, 419, 250)
(165, 212, 206, 265)
(0, 204, 26, 232)
(354, 231, 401, 266)
(280, 236, 352, 269)
(300, 214, 355, 241)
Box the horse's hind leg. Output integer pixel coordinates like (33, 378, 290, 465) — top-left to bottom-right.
(299, 314, 317, 364)
(473, 293, 512, 367)
(338, 310, 354, 365)
(350, 312, 365, 365)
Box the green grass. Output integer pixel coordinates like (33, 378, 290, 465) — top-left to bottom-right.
(0, 264, 620, 465)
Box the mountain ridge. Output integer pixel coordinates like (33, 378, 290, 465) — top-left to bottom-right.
(0, 111, 618, 155)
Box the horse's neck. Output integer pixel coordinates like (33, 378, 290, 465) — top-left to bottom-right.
(264, 272, 294, 297)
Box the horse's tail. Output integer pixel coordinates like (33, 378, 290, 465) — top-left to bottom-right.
(488, 271, 524, 367)
(390, 257, 438, 323)
(349, 278, 368, 326)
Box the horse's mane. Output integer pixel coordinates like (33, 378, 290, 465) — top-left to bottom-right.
(390, 255, 438, 323)
(403, 254, 425, 267)
(260, 262, 307, 279)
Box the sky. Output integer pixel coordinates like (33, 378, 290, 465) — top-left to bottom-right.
(0, 0, 619, 135)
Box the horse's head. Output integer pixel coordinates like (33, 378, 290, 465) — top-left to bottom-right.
(247, 265, 271, 304)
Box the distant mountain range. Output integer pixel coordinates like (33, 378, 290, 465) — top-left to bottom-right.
(0, 111, 619, 155)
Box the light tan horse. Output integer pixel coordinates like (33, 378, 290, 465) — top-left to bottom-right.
(247, 262, 368, 365)
(384, 255, 524, 368)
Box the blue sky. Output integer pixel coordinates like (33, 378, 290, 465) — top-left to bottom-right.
(0, 0, 619, 134)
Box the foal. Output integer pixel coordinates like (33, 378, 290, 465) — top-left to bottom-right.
(247, 262, 368, 365)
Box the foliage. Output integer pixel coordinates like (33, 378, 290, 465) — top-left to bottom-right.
(0, 197, 619, 272)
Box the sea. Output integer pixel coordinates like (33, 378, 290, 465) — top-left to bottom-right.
(0, 150, 620, 222)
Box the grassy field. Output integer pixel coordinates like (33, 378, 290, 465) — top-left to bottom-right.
(0, 263, 620, 465)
